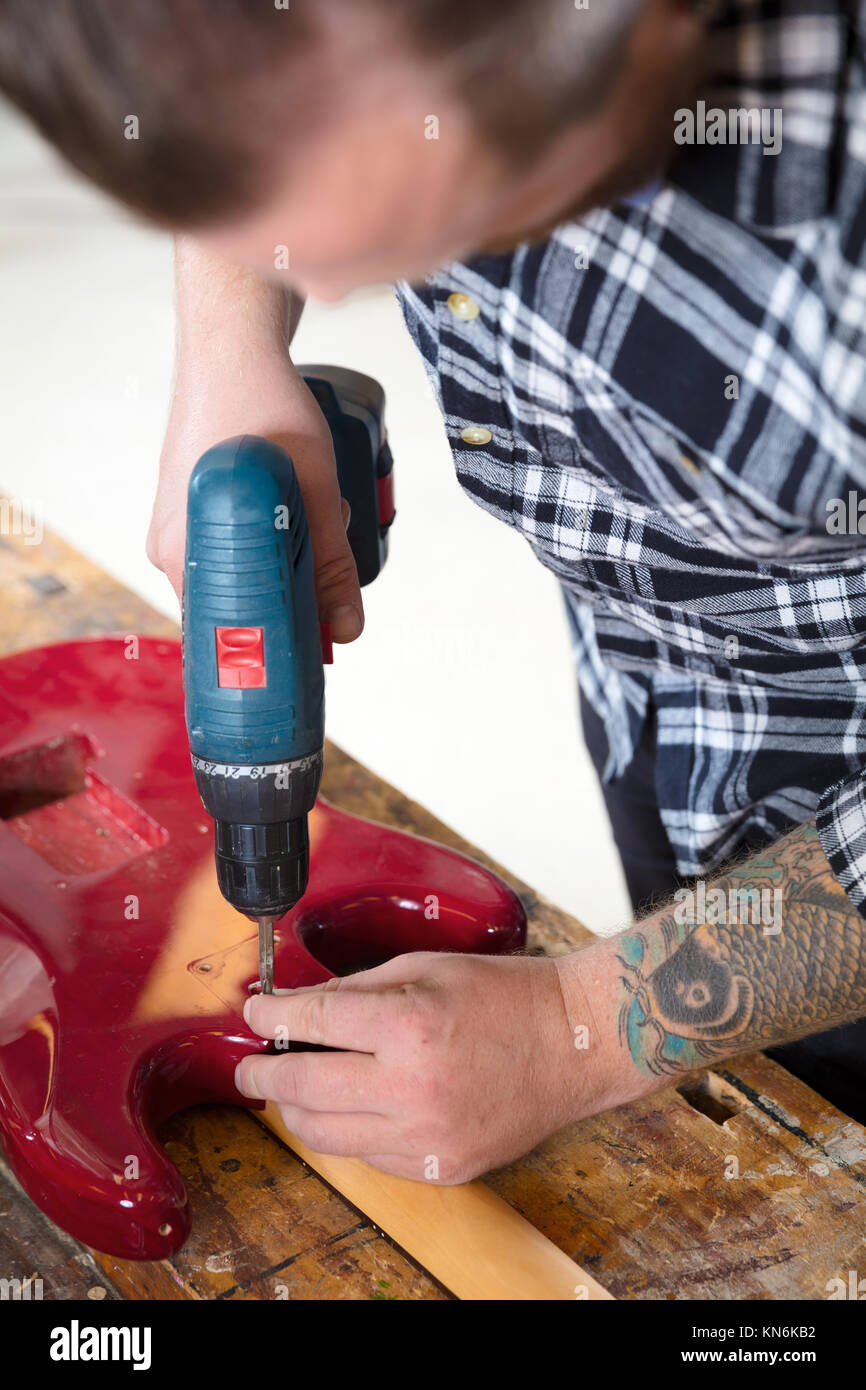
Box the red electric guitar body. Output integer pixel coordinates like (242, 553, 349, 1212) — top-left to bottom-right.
(0, 638, 526, 1259)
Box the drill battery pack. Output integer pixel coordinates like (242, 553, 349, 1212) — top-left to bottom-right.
(299, 364, 395, 588)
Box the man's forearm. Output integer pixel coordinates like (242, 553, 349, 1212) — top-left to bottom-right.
(174, 236, 304, 362)
(150, 239, 355, 612)
(557, 819, 866, 1111)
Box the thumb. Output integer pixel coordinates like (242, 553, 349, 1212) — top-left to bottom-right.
(307, 488, 364, 644)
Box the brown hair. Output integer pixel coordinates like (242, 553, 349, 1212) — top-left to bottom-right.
(0, 0, 644, 226)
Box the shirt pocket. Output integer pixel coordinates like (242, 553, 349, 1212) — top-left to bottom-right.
(624, 408, 866, 568)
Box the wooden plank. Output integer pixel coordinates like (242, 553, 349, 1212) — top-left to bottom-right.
(262, 1104, 611, 1300)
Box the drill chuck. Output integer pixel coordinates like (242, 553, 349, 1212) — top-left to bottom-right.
(214, 815, 309, 919)
(190, 748, 322, 918)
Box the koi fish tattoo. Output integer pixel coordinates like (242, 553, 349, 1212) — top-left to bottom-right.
(617, 821, 866, 1078)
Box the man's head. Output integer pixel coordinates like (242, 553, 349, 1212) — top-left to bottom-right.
(0, 0, 706, 298)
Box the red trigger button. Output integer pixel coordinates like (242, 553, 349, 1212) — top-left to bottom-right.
(320, 621, 334, 665)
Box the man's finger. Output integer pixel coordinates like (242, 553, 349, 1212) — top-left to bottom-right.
(270, 423, 364, 643)
(244, 980, 413, 1052)
(235, 1048, 382, 1112)
(272, 953, 440, 998)
(275, 1104, 408, 1159)
(339, 952, 444, 987)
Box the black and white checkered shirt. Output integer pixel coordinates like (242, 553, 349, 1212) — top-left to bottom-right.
(395, 0, 866, 914)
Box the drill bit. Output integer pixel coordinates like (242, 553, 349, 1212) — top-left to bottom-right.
(257, 915, 276, 994)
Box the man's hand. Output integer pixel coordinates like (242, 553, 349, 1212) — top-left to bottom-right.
(235, 952, 585, 1184)
(235, 818, 866, 1181)
(148, 239, 363, 641)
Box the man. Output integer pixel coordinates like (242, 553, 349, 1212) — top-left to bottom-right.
(2, 0, 866, 1183)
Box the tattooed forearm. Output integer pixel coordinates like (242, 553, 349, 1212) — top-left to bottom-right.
(616, 820, 866, 1079)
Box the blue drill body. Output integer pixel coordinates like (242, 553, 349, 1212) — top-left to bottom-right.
(182, 435, 324, 925)
(184, 434, 324, 770)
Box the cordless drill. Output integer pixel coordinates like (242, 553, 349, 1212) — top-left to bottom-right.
(182, 367, 393, 992)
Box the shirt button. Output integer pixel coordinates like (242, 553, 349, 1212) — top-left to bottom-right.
(461, 426, 492, 445)
(447, 292, 480, 321)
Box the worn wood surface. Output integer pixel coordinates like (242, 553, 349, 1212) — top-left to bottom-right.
(1, 519, 865, 1300)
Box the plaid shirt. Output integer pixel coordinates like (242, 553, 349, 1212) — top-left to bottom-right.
(395, 0, 866, 917)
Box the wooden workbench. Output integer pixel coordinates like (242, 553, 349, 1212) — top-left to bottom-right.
(1, 520, 865, 1302)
